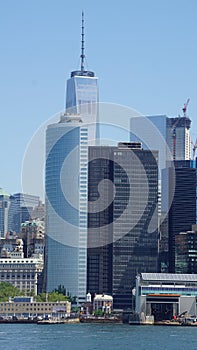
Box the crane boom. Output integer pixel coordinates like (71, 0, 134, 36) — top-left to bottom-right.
(182, 98, 190, 116)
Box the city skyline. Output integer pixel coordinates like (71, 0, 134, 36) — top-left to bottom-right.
(0, 1, 197, 196)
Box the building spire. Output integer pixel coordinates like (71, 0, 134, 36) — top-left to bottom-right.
(70, 11, 95, 77)
(81, 11, 85, 72)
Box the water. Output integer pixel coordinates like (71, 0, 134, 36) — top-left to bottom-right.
(0, 323, 197, 350)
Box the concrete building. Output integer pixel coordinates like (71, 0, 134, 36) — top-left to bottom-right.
(0, 231, 19, 257)
(0, 298, 71, 318)
(0, 255, 43, 295)
(135, 273, 197, 321)
(20, 219, 45, 258)
(93, 294, 113, 313)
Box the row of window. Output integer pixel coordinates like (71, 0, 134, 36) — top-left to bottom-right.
(1, 274, 35, 279)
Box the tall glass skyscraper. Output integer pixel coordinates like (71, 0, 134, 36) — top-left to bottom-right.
(45, 13, 98, 303)
(45, 115, 89, 302)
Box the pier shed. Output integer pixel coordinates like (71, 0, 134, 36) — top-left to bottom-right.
(135, 273, 197, 321)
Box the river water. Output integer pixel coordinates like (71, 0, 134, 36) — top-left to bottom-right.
(0, 323, 197, 350)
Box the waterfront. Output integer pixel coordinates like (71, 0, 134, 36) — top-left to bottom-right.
(0, 323, 197, 350)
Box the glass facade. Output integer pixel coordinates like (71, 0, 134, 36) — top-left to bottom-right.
(0, 189, 11, 238)
(175, 231, 197, 274)
(8, 193, 40, 234)
(66, 74, 99, 144)
(45, 116, 88, 303)
(112, 147, 159, 309)
(87, 146, 115, 295)
(87, 144, 159, 309)
(130, 115, 167, 171)
(130, 115, 191, 162)
(169, 160, 197, 272)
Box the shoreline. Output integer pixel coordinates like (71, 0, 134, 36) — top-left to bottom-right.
(0, 316, 197, 326)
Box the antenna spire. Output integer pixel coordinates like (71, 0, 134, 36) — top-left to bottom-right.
(81, 11, 85, 72)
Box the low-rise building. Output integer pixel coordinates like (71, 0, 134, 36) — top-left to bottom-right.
(93, 294, 113, 313)
(0, 298, 71, 318)
(135, 273, 197, 321)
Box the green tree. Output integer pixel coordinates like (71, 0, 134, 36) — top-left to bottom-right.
(53, 285, 67, 296)
(35, 291, 70, 302)
(34, 292, 47, 302)
(94, 309, 103, 317)
(0, 282, 22, 302)
(48, 292, 69, 302)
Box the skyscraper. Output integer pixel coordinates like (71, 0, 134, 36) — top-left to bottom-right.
(45, 115, 88, 302)
(112, 143, 159, 309)
(175, 226, 197, 274)
(66, 12, 99, 144)
(166, 116, 191, 160)
(9, 193, 40, 233)
(168, 160, 197, 272)
(87, 143, 159, 309)
(87, 146, 115, 296)
(130, 113, 191, 162)
(0, 188, 11, 237)
(45, 13, 98, 303)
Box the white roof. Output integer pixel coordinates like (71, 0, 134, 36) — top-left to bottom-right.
(94, 294, 113, 300)
(141, 273, 197, 282)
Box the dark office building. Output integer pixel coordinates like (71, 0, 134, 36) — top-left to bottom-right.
(168, 160, 197, 272)
(88, 143, 159, 309)
(175, 227, 197, 274)
(87, 146, 115, 295)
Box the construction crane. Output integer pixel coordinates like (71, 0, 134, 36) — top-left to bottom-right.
(171, 98, 190, 160)
(182, 98, 190, 117)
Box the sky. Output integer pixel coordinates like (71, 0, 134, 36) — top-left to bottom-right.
(0, 0, 197, 198)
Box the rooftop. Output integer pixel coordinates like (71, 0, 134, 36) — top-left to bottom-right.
(140, 273, 197, 282)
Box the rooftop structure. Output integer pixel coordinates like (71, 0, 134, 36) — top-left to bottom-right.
(135, 273, 197, 322)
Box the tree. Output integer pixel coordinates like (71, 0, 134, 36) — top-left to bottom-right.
(48, 292, 69, 302)
(0, 282, 22, 302)
(53, 285, 67, 296)
(35, 291, 70, 302)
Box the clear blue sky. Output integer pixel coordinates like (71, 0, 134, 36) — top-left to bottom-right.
(0, 0, 197, 196)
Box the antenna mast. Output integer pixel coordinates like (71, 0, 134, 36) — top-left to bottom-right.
(81, 11, 85, 72)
